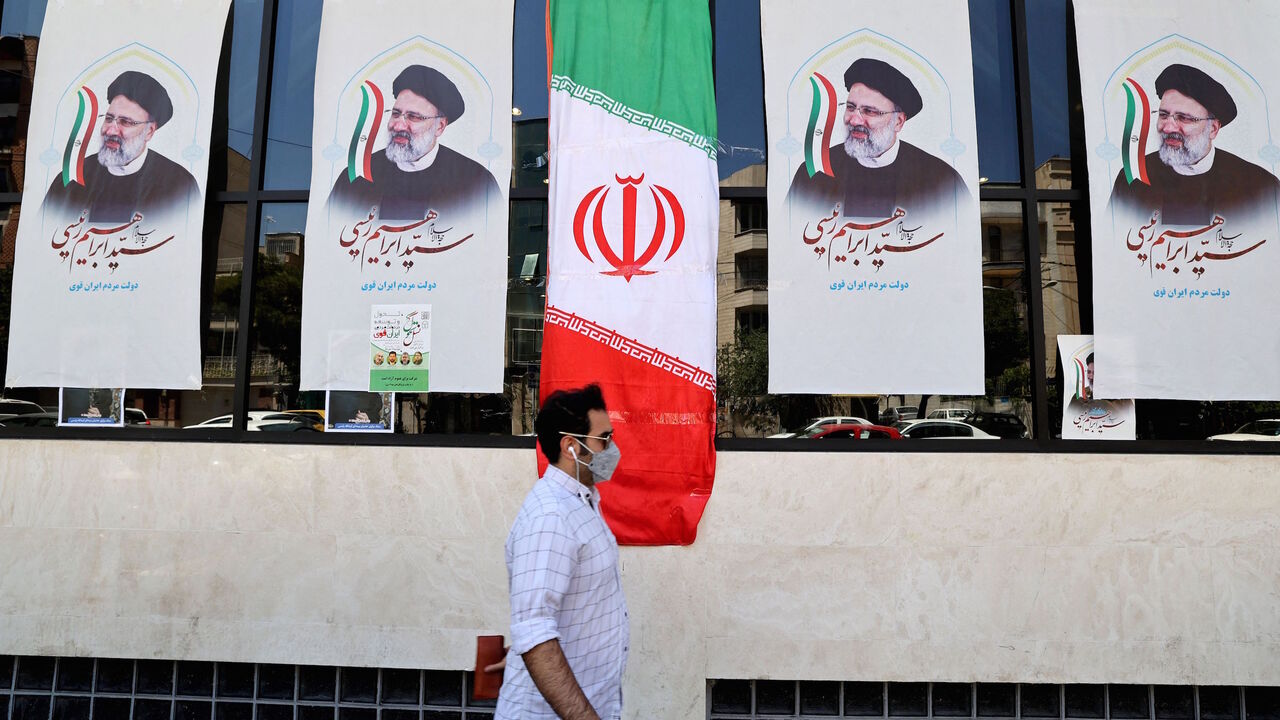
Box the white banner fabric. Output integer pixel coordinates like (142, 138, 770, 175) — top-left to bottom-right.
(761, 0, 985, 394)
(1057, 335, 1136, 440)
(299, 0, 513, 392)
(1076, 0, 1280, 399)
(6, 0, 230, 389)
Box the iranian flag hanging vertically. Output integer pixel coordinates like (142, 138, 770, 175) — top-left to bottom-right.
(541, 0, 719, 545)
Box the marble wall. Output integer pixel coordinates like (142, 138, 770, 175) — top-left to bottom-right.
(1, 440, 1277, 718)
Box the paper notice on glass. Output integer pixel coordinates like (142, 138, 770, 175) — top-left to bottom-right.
(58, 387, 125, 427)
(370, 305, 430, 392)
(1058, 334, 1135, 440)
(324, 391, 394, 433)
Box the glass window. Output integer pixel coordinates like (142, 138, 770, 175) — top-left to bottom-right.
(221, 0, 264, 191)
(0, 32, 38, 193)
(0, 0, 46, 38)
(1026, 0, 1073, 189)
(715, 0, 766, 187)
(512, 0, 549, 189)
(263, 0, 322, 190)
(969, 0, 1021, 185)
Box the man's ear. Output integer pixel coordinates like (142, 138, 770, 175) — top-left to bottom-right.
(434, 118, 448, 139)
(1208, 119, 1220, 141)
(144, 124, 156, 143)
(892, 113, 906, 134)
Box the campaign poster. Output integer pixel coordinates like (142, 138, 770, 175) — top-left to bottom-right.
(299, 0, 512, 393)
(1077, 0, 1280, 399)
(58, 387, 125, 427)
(324, 391, 394, 433)
(761, 0, 985, 394)
(369, 304, 430, 391)
(5, 0, 231, 389)
(1057, 335, 1136, 440)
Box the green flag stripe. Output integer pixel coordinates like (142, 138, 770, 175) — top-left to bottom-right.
(550, 0, 716, 143)
(348, 87, 371, 183)
(550, 74, 714, 158)
(1122, 84, 1136, 184)
(62, 92, 87, 186)
(805, 76, 822, 176)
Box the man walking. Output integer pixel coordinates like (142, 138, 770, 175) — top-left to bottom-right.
(496, 384, 628, 720)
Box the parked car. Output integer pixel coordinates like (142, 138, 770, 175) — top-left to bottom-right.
(0, 412, 59, 428)
(963, 411, 1029, 439)
(927, 408, 972, 420)
(124, 408, 151, 426)
(878, 405, 919, 424)
(0, 398, 47, 416)
(1207, 419, 1280, 441)
(184, 411, 318, 431)
(803, 423, 903, 440)
(895, 419, 998, 439)
(767, 416, 871, 439)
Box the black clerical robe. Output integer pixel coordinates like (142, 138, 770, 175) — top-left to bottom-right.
(43, 151, 199, 225)
(788, 140, 968, 221)
(1109, 149, 1280, 227)
(328, 145, 501, 223)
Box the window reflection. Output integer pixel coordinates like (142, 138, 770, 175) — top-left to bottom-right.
(221, 0, 263, 191)
(0, 0, 46, 38)
(715, 0, 766, 185)
(262, 0, 321, 190)
(969, 0, 1021, 185)
(1027, 0, 1073, 187)
(0, 34, 37, 193)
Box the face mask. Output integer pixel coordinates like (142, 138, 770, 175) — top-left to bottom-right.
(569, 439, 622, 482)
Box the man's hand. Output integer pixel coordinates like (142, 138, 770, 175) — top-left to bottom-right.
(523, 639, 600, 720)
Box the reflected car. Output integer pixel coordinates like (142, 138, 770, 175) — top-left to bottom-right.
(803, 423, 903, 440)
(0, 399, 47, 415)
(767, 416, 872, 439)
(1207, 419, 1280, 441)
(895, 419, 998, 439)
(283, 409, 326, 431)
(963, 411, 1029, 439)
(878, 406, 919, 424)
(0, 412, 59, 428)
(124, 408, 151, 426)
(184, 411, 319, 431)
(927, 408, 972, 420)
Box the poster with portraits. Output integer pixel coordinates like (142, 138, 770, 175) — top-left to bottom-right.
(761, 0, 984, 394)
(1057, 335, 1136, 440)
(1077, 0, 1280, 399)
(299, 0, 512, 392)
(5, 0, 231, 389)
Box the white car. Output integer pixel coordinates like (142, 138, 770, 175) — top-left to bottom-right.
(895, 419, 998, 439)
(184, 411, 315, 431)
(927, 408, 972, 420)
(1207, 419, 1280, 441)
(768, 416, 872, 439)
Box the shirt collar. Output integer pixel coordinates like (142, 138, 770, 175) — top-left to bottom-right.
(1172, 144, 1215, 176)
(106, 147, 148, 177)
(543, 464, 599, 508)
(393, 142, 440, 172)
(854, 137, 900, 169)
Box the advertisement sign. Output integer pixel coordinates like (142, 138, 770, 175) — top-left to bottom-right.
(58, 387, 124, 427)
(299, 0, 512, 392)
(324, 391, 394, 433)
(1057, 335, 1136, 440)
(762, 0, 985, 394)
(6, 0, 231, 389)
(1077, 0, 1280, 399)
(370, 304, 430, 391)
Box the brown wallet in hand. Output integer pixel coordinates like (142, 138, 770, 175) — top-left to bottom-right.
(473, 634, 505, 700)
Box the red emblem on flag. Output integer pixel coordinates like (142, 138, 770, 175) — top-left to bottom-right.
(572, 173, 685, 281)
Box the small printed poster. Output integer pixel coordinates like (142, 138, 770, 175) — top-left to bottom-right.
(324, 391, 394, 433)
(1057, 335, 1136, 440)
(370, 305, 430, 391)
(58, 387, 124, 427)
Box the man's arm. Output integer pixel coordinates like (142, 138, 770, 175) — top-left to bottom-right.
(523, 638, 600, 720)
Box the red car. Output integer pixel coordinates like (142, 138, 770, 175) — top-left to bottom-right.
(801, 423, 903, 440)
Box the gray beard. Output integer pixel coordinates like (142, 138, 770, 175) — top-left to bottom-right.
(385, 130, 435, 164)
(97, 132, 147, 168)
(843, 122, 896, 161)
(1157, 130, 1212, 168)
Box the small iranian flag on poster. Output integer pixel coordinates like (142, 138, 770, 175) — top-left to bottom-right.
(804, 72, 837, 177)
(1121, 76, 1150, 185)
(61, 85, 98, 187)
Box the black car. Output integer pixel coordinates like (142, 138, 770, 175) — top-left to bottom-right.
(963, 411, 1029, 439)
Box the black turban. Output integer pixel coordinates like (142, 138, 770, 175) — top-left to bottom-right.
(843, 58, 922, 119)
(1155, 64, 1236, 127)
(107, 71, 173, 128)
(392, 65, 465, 122)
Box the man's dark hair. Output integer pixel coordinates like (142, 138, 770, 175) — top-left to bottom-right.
(536, 384, 607, 464)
